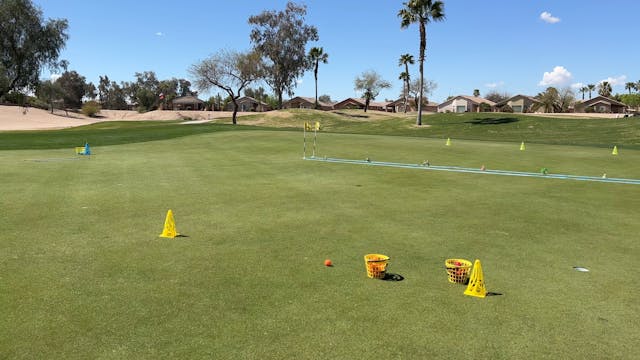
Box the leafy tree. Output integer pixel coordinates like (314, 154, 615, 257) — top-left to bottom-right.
(484, 90, 510, 104)
(398, 0, 445, 125)
(318, 94, 332, 103)
(85, 82, 96, 100)
(587, 84, 596, 99)
(190, 50, 263, 124)
(473, 89, 480, 97)
(0, 0, 68, 98)
(354, 70, 391, 112)
(249, 1, 319, 109)
(178, 79, 192, 97)
(619, 94, 640, 109)
(398, 54, 414, 113)
(56, 70, 89, 109)
(598, 81, 612, 97)
(35, 79, 62, 113)
(244, 87, 269, 102)
(308, 47, 328, 109)
(624, 82, 637, 94)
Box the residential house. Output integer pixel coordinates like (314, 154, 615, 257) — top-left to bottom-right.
(284, 96, 334, 110)
(171, 95, 205, 111)
(495, 95, 541, 113)
(334, 98, 392, 111)
(437, 95, 496, 113)
(574, 96, 627, 114)
(388, 98, 438, 113)
(225, 96, 272, 112)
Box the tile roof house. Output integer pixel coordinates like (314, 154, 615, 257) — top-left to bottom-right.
(334, 98, 391, 111)
(284, 96, 334, 111)
(225, 96, 272, 112)
(574, 96, 627, 114)
(437, 95, 496, 113)
(495, 95, 541, 113)
(387, 98, 438, 113)
(171, 95, 205, 110)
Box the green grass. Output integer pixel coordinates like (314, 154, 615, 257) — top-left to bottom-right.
(1, 128, 639, 358)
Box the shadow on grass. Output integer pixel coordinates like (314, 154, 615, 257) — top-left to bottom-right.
(465, 117, 519, 125)
(382, 273, 405, 281)
(334, 111, 370, 119)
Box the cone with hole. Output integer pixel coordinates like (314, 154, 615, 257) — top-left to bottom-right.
(520, 141, 525, 151)
(445, 138, 451, 146)
(159, 210, 179, 238)
(464, 259, 487, 298)
(612, 146, 618, 155)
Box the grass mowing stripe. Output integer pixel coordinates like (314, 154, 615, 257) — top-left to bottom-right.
(305, 156, 640, 185)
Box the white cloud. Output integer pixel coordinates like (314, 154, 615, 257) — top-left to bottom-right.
(539, 66, 573, 86)
(540, 11, 560, 24)
(485, 81, 504, 89)
(296, 79, 304, 85)
(600, 75, 627, 86)
(155, 32, 164, 36)
(571, 82, 584, 89)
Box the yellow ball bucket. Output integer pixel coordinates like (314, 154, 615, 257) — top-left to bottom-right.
(364, 254, 390, 279)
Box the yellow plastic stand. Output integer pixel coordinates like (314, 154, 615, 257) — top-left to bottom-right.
(612, 146, 618, 155)
(445, 138, 451, 146)
(464, 259, 487, 298)
(520, 142, 526, 151)
(159, 210, 179, 238)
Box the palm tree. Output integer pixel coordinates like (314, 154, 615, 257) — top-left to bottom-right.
(398, 53, 414, 113)
(399, 0, 445, 126)
(587, 84, 596, 99)
(308, 47, 328, 109)
(598, 81, 612, 97)
(579, 86, 588, 100)
(637, 80, 640, 94)
(534, 87, 560, 113)
(473, 89, 480, 97)
(625, 82, 637, 94)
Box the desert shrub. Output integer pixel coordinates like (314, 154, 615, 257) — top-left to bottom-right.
(501, 105, 513, 113)
(82, 101, 101, 117)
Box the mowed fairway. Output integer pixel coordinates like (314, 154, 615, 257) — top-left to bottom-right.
(1, 129, 639, 358)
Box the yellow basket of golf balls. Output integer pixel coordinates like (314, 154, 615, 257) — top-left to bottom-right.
(364, 254, 389, 279)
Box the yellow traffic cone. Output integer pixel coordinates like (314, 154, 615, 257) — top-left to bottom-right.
(159, 210, 179, 238)
(446, 138, 451, 146)
(612, 146, 618, 155)
(464, 259, 487, 298)
(520, 142, 526, 151)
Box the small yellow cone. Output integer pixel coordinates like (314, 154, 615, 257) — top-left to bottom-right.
(612, 146, 618, 155)
(602, 173, 607, 179)
(520, 142, 526, 151)
(464, 259, 487, 298)
(446, 138, 451, 146)
(159, 210, 179, 238)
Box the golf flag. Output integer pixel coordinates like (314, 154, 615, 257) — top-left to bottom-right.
(314, 121, 320, 131)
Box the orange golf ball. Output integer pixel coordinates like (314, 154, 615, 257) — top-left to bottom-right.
(324, 259, 333, 267)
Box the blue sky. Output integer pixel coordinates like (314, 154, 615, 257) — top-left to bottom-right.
(36, 0, 639, 103)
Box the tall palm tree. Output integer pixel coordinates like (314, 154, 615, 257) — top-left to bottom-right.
(625, 82, 637, 94)
(587, 84, 596, 99)
(308, 47, 328, 109)
(473, 89, 480, 97)
(399, 0, 445, 126)
(637, 80, 640, 94)
(579, 86, 588, 100)
(398, 53, 414, 113)
(598, 81, 612, 97)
